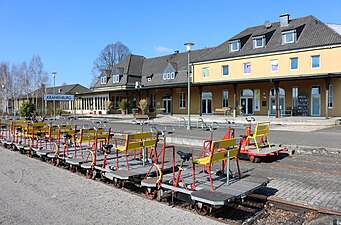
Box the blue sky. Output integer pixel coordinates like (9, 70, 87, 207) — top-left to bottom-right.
(1, 0, 341, 87)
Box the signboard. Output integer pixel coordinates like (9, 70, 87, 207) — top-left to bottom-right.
(44, 94, 74, 101)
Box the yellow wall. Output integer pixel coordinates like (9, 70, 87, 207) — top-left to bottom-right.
(193, 47, 341, 83)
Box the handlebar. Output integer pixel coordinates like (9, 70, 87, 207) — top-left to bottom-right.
(245, 117, 255, 123)
(203, 122, 218, 131)
(150, 126, 175, 137)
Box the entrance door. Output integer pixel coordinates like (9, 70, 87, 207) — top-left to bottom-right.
(162, 94, 172, 114)
(240, 89, 253, 115)
(269, 88, 285, 115)
(201, 92, 212, 114)
(311, 86, 320, 116)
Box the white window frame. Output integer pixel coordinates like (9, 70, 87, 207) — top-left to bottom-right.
(147, 77, 152, 82)
(282, 30, 296, 44)
(202, 67, 209, 78)
(222, 90, 229, 108)
(328, 84, 333, 109)
(311, 55, 320, 69)
(243, 62, 251, 75)
(229, 41, 240, 52)
(179, 92, 186, 109)
(270, 59, 279, 73)
(113, 75, 120, 83)
(222, 65, 229, 77)
(253, 36, 264, 48)
(101, 76, 107, 84)
(163, 73, 167, 80)
(290, 57, 299, 71)
(170, 72, 175, 79)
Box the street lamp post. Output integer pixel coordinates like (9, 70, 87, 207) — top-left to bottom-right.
(1, 84, 6, 116)
(184, 42, 194, 130)
(52, 72, 57, 120)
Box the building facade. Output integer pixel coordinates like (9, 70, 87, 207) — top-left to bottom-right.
(77, 14, 341, 117)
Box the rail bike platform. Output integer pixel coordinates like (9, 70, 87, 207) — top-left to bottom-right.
(240, 145, 287, 163)
(160, 169, 269, 206)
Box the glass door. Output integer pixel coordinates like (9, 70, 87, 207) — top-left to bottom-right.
(311, 86, 320, 116)
(162, 94, 172, 114)
(201, 92, 212, 114)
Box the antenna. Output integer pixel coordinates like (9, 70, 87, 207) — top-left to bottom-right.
(264, 20, 272, 28)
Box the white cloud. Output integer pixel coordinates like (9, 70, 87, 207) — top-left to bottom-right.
(154, 46, 174, 53)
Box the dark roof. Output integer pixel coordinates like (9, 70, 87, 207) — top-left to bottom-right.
(93, 54, 145, 89)
(194, 15, 341, 63)
(22, 84, 90, 99)
(141, 47, 214, 87)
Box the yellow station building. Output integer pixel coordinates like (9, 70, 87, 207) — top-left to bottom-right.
(81, 14, 341, 117)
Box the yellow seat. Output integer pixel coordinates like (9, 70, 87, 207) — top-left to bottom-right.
(192, 138, 241, 191)
(246, 122, 271, 152)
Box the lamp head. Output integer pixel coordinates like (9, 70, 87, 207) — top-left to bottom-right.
(184, 42, 194, 51)
(52, 72, 57, 78)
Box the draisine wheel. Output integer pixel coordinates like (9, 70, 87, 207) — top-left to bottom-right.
(113, 178, 124, 188)
(249, 155, 260, 163)
(85, 169, 93, 179)
(193, 201, 212, 216)
(70, 165, 77, 173)
(145, 188, 157, 200)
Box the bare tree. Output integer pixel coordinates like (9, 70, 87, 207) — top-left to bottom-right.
(91, 41, 131, 86)
(0, 62, 11, 113)
(29, 55, 44, 108)
(20, 62, 31, 100)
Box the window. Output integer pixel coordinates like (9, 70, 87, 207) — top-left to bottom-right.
(101, 76, 107, 84)
(150, 93, 156, 109)
(179, 92, 186, 109)
(290, 57, 298, 70)
(203, 67, 209, 78)
(230, 41, 239, 51)
(222, 90, 229, 108)
(328, 85, 333, 108)
(253, 37, 264, 48)
(311, 55, 320, 69)
(58, 88, 62, 93)
(282, 30, 295, 44)
(270, 60, 279, 72)
(147, 77, 152, 82)
(292, 87, 298, 108)
(243, 63, 251, 74)
(163, 72, 175, 80)
(222, 65, 229, 76)
(113, 75, 120, 83)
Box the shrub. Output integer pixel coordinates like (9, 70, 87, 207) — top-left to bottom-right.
(138, 99, 148, 114)
(20, 102, 36, 117)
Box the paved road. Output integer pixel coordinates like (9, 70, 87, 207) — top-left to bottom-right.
(74, 119, 341, 150)
(0, 148, 223, 225)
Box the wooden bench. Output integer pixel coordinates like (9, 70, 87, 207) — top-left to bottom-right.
(192, 138, 241, 191)
(214, 108, 230, 116)
(246, 122, 271, 152)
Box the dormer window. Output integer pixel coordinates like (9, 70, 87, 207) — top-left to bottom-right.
(112, 75, 120, 83)
(253, 36, 265, 48)
(58, 88, 62, 93)
(147, 77, 152, 82)
(101, 76, 107, 84)
(282, 30, 296, 44)
(229, 40, 240, 52)
(163, 72, 175, 80)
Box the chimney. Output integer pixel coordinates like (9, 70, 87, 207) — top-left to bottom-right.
(280, 13, 290, 27)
